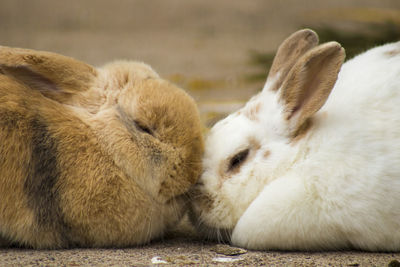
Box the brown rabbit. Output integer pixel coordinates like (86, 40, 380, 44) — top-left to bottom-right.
(0, 46, 204, 248)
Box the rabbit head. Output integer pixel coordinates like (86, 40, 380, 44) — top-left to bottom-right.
(0, 46, 204, 248)
(190, 29, 345, 240)
(90, 61, 205, 204)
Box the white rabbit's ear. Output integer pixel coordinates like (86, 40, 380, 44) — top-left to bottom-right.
(267, 29, 319, 92)
(279, 42, 345, 136)
(0, 46, 97, 102)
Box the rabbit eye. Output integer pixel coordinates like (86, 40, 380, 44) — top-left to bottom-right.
(134, 121, 153, 135)
(228, 149, 249, 172)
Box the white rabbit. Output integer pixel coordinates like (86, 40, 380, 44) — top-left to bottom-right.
(190, 29, 400, 251)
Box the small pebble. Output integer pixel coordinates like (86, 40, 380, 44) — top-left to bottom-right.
(151, 256, 168, 264)
(210, 244, 247, 256)
(212, 257, 242, 263)
(164, 255, 198, 265)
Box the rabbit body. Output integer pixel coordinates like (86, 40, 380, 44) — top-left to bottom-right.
(191, 30, 400, 251)
(0, 46, 203, 248)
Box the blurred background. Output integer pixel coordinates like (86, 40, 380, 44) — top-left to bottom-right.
(1, 0, 399, 128)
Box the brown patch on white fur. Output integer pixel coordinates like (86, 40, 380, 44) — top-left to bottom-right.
(249, 137, 261, 151)
(263, 149, 271, 158)
(243, 102, 262, 121)
(291, 118, 313, 143)
(385, 48, 400, 57)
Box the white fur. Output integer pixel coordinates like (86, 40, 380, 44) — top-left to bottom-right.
(196, 41, 400, 251)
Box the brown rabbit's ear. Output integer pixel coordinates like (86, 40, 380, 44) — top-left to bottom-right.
(0, 46, 97, 101)
(279, 42, 345, 136)
(266, 29, 319, 92)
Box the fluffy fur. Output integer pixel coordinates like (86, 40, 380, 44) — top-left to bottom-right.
(190, 29, 400, 251)
(0, 46, 204, 248)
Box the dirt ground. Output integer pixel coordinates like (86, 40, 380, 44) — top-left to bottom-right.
(1, 0, 400, 266)
(1, 238, 400, 266)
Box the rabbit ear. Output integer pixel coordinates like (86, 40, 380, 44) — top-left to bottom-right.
(266, 29, 319, 92)
(0, 46, 97, 102)
(279, 42, 345, 136)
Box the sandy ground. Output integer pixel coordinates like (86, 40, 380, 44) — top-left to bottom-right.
(1, 0, 400, 266)
(1, 238, 400, 266)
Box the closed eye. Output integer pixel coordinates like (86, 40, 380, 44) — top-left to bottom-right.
(134, 120, 153, 135)
(228, 149, 249, 172)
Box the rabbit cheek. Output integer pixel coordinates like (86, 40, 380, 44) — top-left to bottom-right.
(157, 159, 188, 201)
(151, 148, 181, 201)
(24, 118, 70, 246)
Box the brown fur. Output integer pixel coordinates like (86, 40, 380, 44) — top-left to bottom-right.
(243, 102, 262, 121)
(267, 29, 319, 92)
(385, 48, 400, 57)
(279, 42, 345, 136)
(291, 118, 313, 143)
(263, 149, 271, 159)
(0, 46, 204, 248)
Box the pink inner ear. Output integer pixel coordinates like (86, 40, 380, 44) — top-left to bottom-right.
(2, 65, 60, 92)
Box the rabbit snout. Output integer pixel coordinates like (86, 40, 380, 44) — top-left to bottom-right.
(188, 183, 232, 243)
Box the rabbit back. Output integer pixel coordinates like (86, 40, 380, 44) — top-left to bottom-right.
(0, 76, 67, 247)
